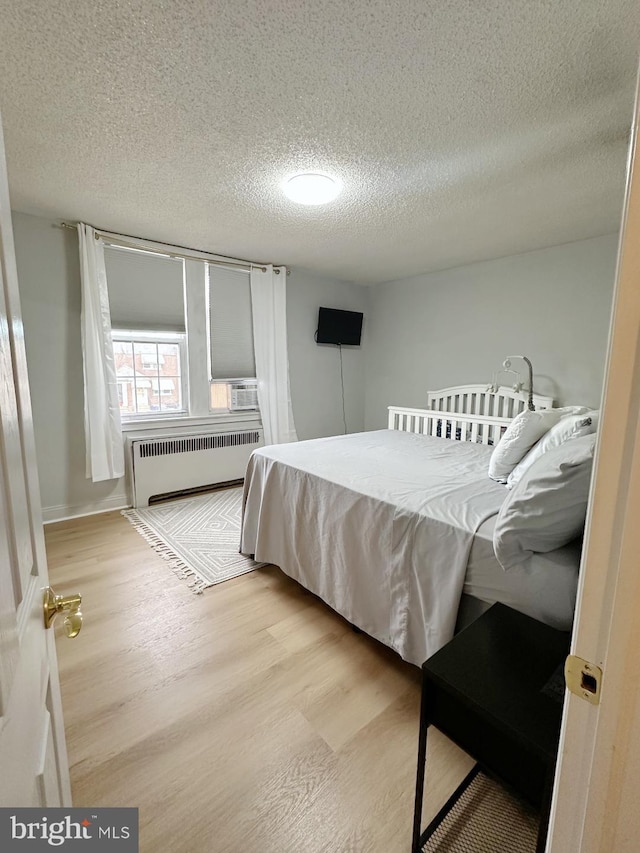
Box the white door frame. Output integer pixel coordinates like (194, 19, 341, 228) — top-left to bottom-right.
(547, 71, 640, 851)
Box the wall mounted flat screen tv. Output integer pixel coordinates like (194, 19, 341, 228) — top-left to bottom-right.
(316, 307, 363, 346)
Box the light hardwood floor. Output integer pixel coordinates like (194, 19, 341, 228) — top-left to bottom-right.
(45, 510, 473, 853)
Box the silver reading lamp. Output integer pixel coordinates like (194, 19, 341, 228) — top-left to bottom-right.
(503, 355, 535, 411)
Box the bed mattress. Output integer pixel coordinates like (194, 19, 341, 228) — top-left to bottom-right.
(241, 429, 508, 665)
(463, 516, 580, 630)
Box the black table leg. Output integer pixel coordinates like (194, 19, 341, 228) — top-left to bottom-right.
(411, 674, 431, 853)
(536, 766, 555, 853)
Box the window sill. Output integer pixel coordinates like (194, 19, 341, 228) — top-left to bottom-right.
(121, 411, 261, 434)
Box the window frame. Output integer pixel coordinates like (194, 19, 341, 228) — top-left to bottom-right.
(111, 329, 188, 422)
(103, 236, 262, 430)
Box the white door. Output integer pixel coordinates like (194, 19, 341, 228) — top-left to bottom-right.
(0, 112, 72, 807)
(546, 75, 640, 851)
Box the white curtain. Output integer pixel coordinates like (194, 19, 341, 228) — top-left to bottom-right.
(78, 223, 124, 481)
(250, 265, 298, 446)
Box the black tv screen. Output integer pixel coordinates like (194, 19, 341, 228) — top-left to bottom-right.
(316, 307, 363, 346)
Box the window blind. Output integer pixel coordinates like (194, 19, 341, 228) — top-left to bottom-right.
(104, 245, 186, 332)
(208, 265, 256, 379)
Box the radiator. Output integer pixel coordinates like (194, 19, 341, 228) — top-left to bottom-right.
(129, 428, 263, 507)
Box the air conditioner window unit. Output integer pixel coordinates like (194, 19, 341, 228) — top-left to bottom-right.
(229, 380, 258, 411)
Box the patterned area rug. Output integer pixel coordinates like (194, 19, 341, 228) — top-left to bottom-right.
(421, 770, 539, 852)
(122, 487, 265, 593)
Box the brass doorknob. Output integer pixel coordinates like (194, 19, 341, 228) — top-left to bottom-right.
(43, 587, 83, 638)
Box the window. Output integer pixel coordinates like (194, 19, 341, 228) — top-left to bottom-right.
(104, 241, 259, 421)
(141, 350, 164, 367)
(210, 381, 231, 410)
(112, 331, 186, 417)
(207, 264, 257, 412)
(105, 245, 187, 421)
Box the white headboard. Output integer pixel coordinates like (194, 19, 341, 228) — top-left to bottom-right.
(427, 384, 554, 419)
(388, 384, 555, 445)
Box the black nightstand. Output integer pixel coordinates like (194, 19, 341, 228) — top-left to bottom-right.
(411, 603, 570, 853)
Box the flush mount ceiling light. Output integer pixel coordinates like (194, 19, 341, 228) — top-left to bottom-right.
(282, 172, 342, 205)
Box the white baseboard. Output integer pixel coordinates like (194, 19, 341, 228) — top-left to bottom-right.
(42, 496, 131, 524)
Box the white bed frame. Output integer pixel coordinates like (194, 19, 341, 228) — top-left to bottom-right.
(388, 384, 555, 445)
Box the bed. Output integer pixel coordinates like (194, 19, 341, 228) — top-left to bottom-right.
(240, 384, 582, 666)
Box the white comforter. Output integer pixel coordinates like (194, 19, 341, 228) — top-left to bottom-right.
(240, 429, 507, 664)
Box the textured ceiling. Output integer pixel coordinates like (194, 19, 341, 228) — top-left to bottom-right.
(0, 0, 638, 284)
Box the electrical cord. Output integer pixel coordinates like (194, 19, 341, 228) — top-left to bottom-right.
(338, 344, 347, 434)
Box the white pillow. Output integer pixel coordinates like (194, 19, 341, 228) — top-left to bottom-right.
(506, 409, 598, 490)
(494, 433, 596, 571)
(488, 408, 565, 483)
(548, 405, 590, 418)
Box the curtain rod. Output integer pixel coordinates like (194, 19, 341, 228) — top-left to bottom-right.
(58, 222, 288, 274)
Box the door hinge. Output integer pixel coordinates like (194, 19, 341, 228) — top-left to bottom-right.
(565, 655, 602, 705)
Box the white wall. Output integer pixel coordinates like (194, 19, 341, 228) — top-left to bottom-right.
(287, 268, 369, 438)
(365, 234, 619, 429)
(12, 212, 369, 520)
